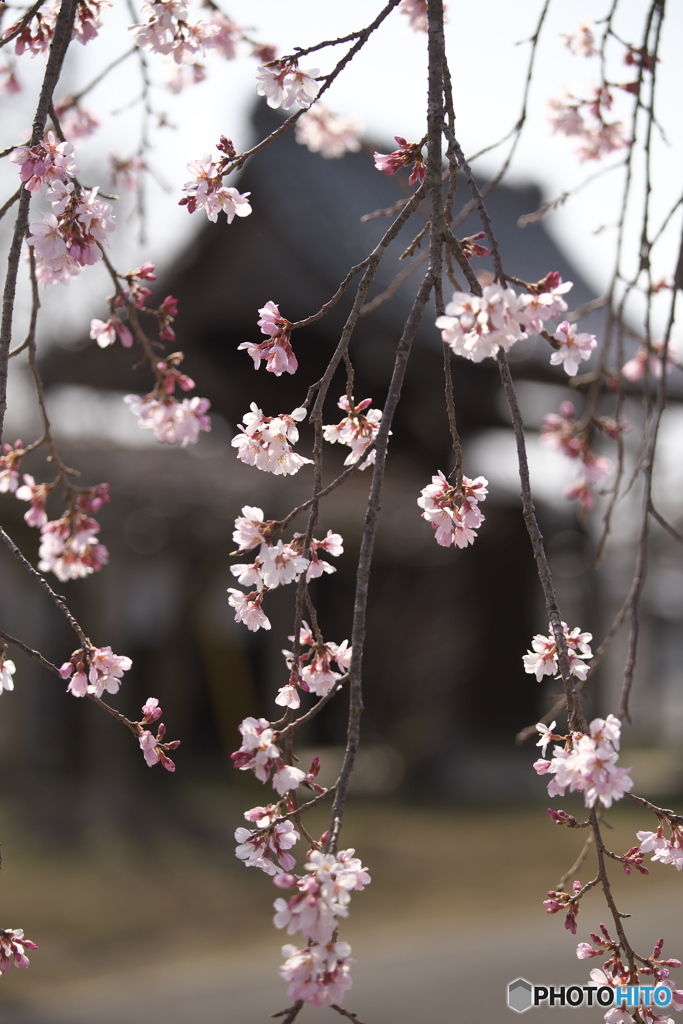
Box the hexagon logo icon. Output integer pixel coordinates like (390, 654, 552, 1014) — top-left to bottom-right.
(508, 978, 533, 1013)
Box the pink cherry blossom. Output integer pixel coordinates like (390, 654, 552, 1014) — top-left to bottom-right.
(231, 404, 312, 475)
(279, 941, 355, 1007)
(180, 153, 252, 223)
(231, 716, 281, 783)
(282, 621, 352, 700)
(227, 589, 271, 631)
(235, 810, 299, 875)
(232, 506, 271, 552)
(323, 395, 383, 468)
(272, 764, 306, 796)
(59, 645, 131, 698)
(124, 393, 211, 446)
(0, 441, 23, 493)
(295, 106, 361, 158)
(238, 302, 297, 376)
(534, 714, 633, 809)
(141, 697, 162, 722)
(15, 474, 49, 527)
(255, 61, 319, 110)
(550, 321, 597, 376)
(622, 337, 678, 381)
(37, 511, 109, 582)
(418, 471, 488, 548)
(0, 928, 38, 974)
(523, 621, 593, 681)
(436, 284, 526, 362)
(373, 136, 426, 185)
(10, 131, 77, 192)
(562, 20, 600, 58)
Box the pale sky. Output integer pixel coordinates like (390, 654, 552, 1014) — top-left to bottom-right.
(2, 0, 681, 337)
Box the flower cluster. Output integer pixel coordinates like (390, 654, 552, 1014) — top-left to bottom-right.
(238, 301, 297, 376)
(10, 131, 77, 192)
(180, 141, 252, 224)
(230, 716, 311, 797)
(523, 621, 593, 681)
(4, 0, 110, 57)
(323, 395, 383, 468)
(417, 471, 488, 548)
(561, 20, 600, 58)
(228, 514, 342, 635)
(578, 930, 683, 1024)
(533, 714, 633, 809)
(548, 86, 629, 162)
(541, 401, 614, 509)
(622, 338, 678, 382)
(137, 698, 180, 771)
(436, 273, 588, 370)
(0, 440, 23, 493)
(274, 848, 370, 1006)
(14, 480, 110, 581)
(255, 60, 319, 110)
(231, 404, 312, 476)
(550, 321, 597, 377)
(280, 620, 352, 708)
(59, 645, 132, 699)
(130, 1, 236, 65)
(637, 823, 683, 871)
(124, 392, 211, 447)
(373, 136, 426, 186)
(235, 804, 300, 876)
(11, 130, 116, 285)
(0, 928, 38, 974)
(295, 106, 361, 158)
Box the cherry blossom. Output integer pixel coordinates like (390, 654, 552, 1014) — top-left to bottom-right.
(637, 825, 683, 871)
(279, 941, 355, 1007)
(373, 136, 425, 185)
(417, 471, 488, 548)
(295, 106, 361, 158)
(305, 530, 344, 580)
(255, 61, 319, 110)
(228, 588, 271, 631)
(436, 284, 526, 362)
(272, 764, 306, 797)
(534, 714, 633, 809)
(0, 928, 38, 973)
(550, 321, 597, 376)
(180, 153, 252, 223)
(54, 99, 100, 141)
(0, 441, 23, 493)
(38, 512, 109, 581)
(28, 187, 115, 284)
(232, 506, 272, 552)
(523, 621, 593, 681)
(562, 20, 600, 58)
(10, 131, 77, 192)
(260, 541, 309, 589)
(323, 395, 383, 468)
(231, 404, 312, 475)
(235, 808, 300, 875)
(138, 718, 179, 771)
(516, 272, 573, 334)
(548, 87, 629, 162)
(622, 338, 678, 382)
(238, 302, 297, 376)
(59, 645, 132, 698)
(89, 317, 133, 349)
(540, 402, 614, 508)
(231, 717, 281, 783)
(124, 393, 211, 446)
(15, 474, 49, 527)
(5, 0, 110, 56)
(0, 654, 16, 694)
(282, 621, 352, 700)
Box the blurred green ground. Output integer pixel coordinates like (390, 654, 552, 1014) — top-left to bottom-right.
(1, 785, 680, 998)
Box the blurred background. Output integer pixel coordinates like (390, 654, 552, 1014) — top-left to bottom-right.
(1, 1, 683, 1020)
